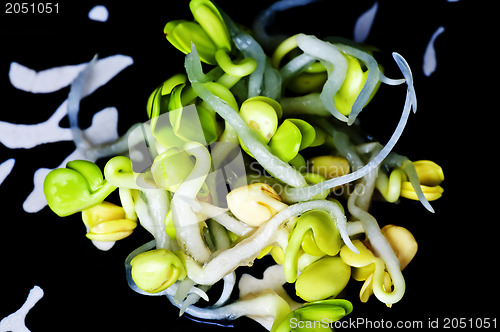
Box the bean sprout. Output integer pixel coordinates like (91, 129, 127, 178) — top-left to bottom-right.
(43, 1, 444, 330)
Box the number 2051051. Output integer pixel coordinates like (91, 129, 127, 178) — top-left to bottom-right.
(5, 3, 59, 14)
(443, 317, 497, 329)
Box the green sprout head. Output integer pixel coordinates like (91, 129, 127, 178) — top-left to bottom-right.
(44, 160, 116, 217)
(164, 0, 232, 65)
(295, 256, 351, 302)
(272, 299, 353, 332)
(284, 209, 342, 283)
(151, 147, 195, 192)
(131, 249, 187, 293)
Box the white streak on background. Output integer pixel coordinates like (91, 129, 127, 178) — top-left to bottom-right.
(9, 62, 87, 94)
(423, 26, 445, 77)
(23, 107, 120, 213)
(0, 286, 44, 332)
(0, 159, 15, 186)
(353, 2, 378, 43)
(2, 55, 133, 149)
(88, 5, 109, 22)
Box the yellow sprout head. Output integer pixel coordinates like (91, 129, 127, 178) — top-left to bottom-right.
(82, 201, 137, 242)
(340, 225, 417, 306)
(226, 183, 287, 227)
(401, 160, 444, 201)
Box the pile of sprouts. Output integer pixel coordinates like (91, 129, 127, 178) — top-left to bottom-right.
(43, 0, 444, 330)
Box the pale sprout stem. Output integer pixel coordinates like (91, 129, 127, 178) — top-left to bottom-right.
(172, 142, 212, 263)
(347, 178, 405, 305)
(185, 200, 355, 286)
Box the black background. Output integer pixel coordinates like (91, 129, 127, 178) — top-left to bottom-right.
(1, 1, 493, 331)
